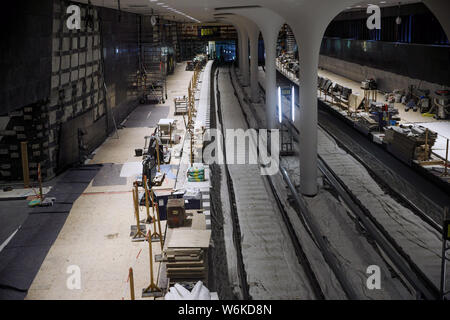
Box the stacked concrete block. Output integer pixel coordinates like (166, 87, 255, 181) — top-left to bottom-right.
(0, 102, 50, 181)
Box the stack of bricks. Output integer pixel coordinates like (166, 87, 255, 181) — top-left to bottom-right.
(0, 101, 50, 182)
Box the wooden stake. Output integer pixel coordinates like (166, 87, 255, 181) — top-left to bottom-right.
(142, 230, 161, 295)
(190, 129, 194, 167)
(129, 268, 135, 300)
(443, 139, 449, 177)
(155, 139, 161, 173)
(154, 192, 164, 251)
(182, 112, 187, 130)
(132, 182, 146, 240)
(169, 123, 173, 148)
(38, 163, 43, 200)
(149, 188, 163, 247)
(143, 176, 152, 224)
(21, 142, 29, 188)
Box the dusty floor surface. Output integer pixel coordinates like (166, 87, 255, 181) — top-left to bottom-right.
(26, 63, 192, 300)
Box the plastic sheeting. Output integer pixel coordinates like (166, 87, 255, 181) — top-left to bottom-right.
(165, 281, 218, 300)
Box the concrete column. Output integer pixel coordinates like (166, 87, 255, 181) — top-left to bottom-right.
(241, 31, 250, 86)
(222, 9, 284, 129)
(248, 28, 260, 102)
(236, 28, 243, 73)
(295, 36, 321, 196)
(263, 31, 278, 130)
(233, 1, 368, 196)
(223, 16, 260, 100)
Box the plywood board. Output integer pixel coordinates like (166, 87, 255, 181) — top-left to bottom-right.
(166, 229, 211, 248)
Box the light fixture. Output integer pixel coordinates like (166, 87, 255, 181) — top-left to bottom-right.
(291, 86, 295, 122)
(396, 2, 402, 25)
(278, 87, 282, 124)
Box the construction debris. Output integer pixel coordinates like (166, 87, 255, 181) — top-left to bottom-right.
(384, 125, 437, 163)
(165, 281, 218, 300)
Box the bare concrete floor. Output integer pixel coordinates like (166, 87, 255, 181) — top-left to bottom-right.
(317, 68, 444, 125)
(26, 62, 193, 300)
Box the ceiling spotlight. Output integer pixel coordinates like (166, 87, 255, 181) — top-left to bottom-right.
(396, 2, 402, 24)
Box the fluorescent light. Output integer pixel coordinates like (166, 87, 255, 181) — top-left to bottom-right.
(278, 87, 282, 124)
(291, 86, 295, 122)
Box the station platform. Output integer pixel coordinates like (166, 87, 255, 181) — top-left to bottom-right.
(22, 62, 197, 300)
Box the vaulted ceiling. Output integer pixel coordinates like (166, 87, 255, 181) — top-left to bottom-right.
(74, 0, 421, 24)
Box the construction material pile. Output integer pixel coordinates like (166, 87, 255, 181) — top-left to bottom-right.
(355, 114, 379, 133)
(164, 248, 208, 287)
(161, 229, 211, 288)
(384, 125, 437, 162)
(278, 52, 299, 73)
(165, 281, 218, 300)
(187, 164, 205, 182)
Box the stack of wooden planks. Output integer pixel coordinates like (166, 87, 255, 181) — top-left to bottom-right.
(163, 229, 211, 287)
(165, 248, 208, 286)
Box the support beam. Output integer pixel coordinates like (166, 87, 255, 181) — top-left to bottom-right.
(263, 32, 278, 130)
(236, 28, 243, 73)
(260, 1, 362, 196)
(294, 35, 322, 196)
(229, 22, 249, 85)
(248, 25, 260, 103)
(240, 28, 250, 86)
(424, 0, 450, 40)
(223, 9, 284, 129)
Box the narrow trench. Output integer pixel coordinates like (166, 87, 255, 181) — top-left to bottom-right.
(206, 63, 237, 300)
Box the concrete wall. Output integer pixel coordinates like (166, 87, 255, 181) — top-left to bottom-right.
(320, 38, 450, 88)
(319, 38, 450, 93)
(319, 54, 449, 94)
(100, 7, 141, 137)
(0, 0, 53, 115)
(0, 1, 171, 182)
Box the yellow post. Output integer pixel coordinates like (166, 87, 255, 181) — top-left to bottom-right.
(142, 230, 161, 295)
(155, 139, 161, 173)
(149, 188, 163, 246)
(132, 182, 145, 240)
(150, 185, 155, 215)
(190, 130, 194, 167)
(143, 176, 151, 224)
(21, 142, 29, 188)
(443, 139, 449, 177)
(38, 163, 43, 200)
(153, 190, 164, 251)
(169, 123, 173, 148)
(129, 268, 135, 300)
(182, 112, 187, 130)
